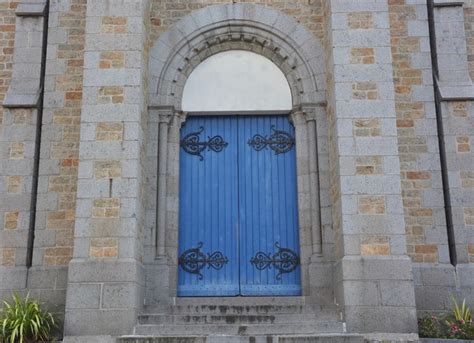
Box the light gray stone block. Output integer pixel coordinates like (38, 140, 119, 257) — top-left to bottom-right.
(101, 282, 140, 309)
(344, 306, 417, 333)
(66, 283, 101, 309)
(63, 336, 115, 343)
(65, 308, 137, 336)
(0, 266, 28, 289)
(67, 260, 144, 284)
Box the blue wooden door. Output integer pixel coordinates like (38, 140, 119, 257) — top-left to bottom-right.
(239, 116, 301, 296)
(178, 117, 240, 296)
(178, 116, 301, 296)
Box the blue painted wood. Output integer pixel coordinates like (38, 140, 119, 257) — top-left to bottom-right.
(178, 117, 239, 296)
(177, 116, 301, 296)
(238, 116, 301, 296)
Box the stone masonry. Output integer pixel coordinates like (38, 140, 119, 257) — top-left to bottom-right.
(0, 0, 473, 341)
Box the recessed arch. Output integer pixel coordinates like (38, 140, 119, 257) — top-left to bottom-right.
(145, 3, 328, 302)
(182, 50, 292, 112)
(148, 3, 326, 110)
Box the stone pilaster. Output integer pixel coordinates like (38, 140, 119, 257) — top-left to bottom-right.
(63, 0, 149, 337)
(144, 107, 173, 307)
(0, 0, 48, 300)
(325, 0, 417, 334)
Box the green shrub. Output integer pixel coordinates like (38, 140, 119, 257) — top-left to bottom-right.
(0, 292, 58, 343)
(418, 297, 474, 340)
(444, 296, 474, 340)
(418, 315, 444, 338)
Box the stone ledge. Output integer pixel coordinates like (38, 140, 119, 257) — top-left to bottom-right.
(63, 336, 115, 343)
(421, 340, 473, 343)
(438, 84, 474, 101)
(433, 0, 465, 7)
(15, 1, 47, 17)
(3, 91, 40, 108)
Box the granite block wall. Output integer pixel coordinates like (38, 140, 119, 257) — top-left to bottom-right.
(0, 0, 473, 339)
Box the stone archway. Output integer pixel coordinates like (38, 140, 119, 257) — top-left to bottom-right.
(145, 3, 329, 303)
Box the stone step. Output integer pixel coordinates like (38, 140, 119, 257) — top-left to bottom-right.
(144, 304, 335, 316)
(119, 335, 364, 343)
(172, 297, 307, 307)
(133, 321, 345, 336)
(138, 312, 338, 325)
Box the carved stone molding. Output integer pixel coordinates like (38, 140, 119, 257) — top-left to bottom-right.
(148, 3, 326, 111)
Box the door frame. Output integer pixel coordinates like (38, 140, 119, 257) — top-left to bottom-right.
(176, 114, 302, 296)
(146, 105, 325, 301)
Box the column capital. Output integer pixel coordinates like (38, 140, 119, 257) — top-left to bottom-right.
(158, 113, 173, 125)
(293, 103, 325, 123)
(171, 111, 187, 127)
(289, 110, 306, 126)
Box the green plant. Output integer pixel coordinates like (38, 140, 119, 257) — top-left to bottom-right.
(418, 315, 444, 338)
(418, 297, 474, 339)
(448, 296, 472, 323)
(443, 296, 474, 340)
(0, 292, 57, 343)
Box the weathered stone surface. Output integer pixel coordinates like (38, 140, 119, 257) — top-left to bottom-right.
(0, 0, 473, 340)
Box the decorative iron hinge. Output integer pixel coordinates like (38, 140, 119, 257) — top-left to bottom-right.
(248, 125, 295, 155)
(250, 242, 300, 280)
(180, 126, 228, 161)
(178, 242, 229, 279)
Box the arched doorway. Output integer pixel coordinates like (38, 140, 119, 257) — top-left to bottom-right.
(146, 3, 328, 301)
(177, 51, 300, 296)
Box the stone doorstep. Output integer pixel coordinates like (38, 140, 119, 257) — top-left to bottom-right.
(172, 297, 308, 306)
(132, 296, 345, 337)
(63, 334, 422, 343)
(117, 334, 366, 343)
(137, 313, 338, 325)
(141, 304, 338, 316)
(132, 321, 346, 337)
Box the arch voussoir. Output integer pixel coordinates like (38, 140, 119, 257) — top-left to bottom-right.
(148, 3, 326, 111)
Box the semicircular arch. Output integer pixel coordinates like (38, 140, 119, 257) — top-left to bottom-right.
(148, 3, 326, 111)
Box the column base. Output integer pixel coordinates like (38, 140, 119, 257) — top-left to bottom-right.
(335, 255, 417, 334)
(308, 255, 334, 305)
(145, 256, 171, 306)
(64, 259, 144, 337)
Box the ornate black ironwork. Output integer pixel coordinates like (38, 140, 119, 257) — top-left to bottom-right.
(180, 127, 228, 160)
(248, 125, 295, 155)
(250, 242, 300, 280)
(178, 242, 229, 279)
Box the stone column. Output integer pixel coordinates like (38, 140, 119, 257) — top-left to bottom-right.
(144, 108, 173, 307)
(305, 106, 323, 256)
(156, 111, 171, 258)
(163, 112, 186, 297)
(63, 0, 149, 337)
(290, 110, 312, 295)
(300, 104, 336, 303)
(325, 0, 417, 334)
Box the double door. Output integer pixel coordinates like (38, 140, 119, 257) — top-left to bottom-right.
(178, 115, 301, 296)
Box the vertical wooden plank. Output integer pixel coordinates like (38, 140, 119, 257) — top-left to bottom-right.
(177, 116, 239, 296)
(239, 116, 301, 296)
